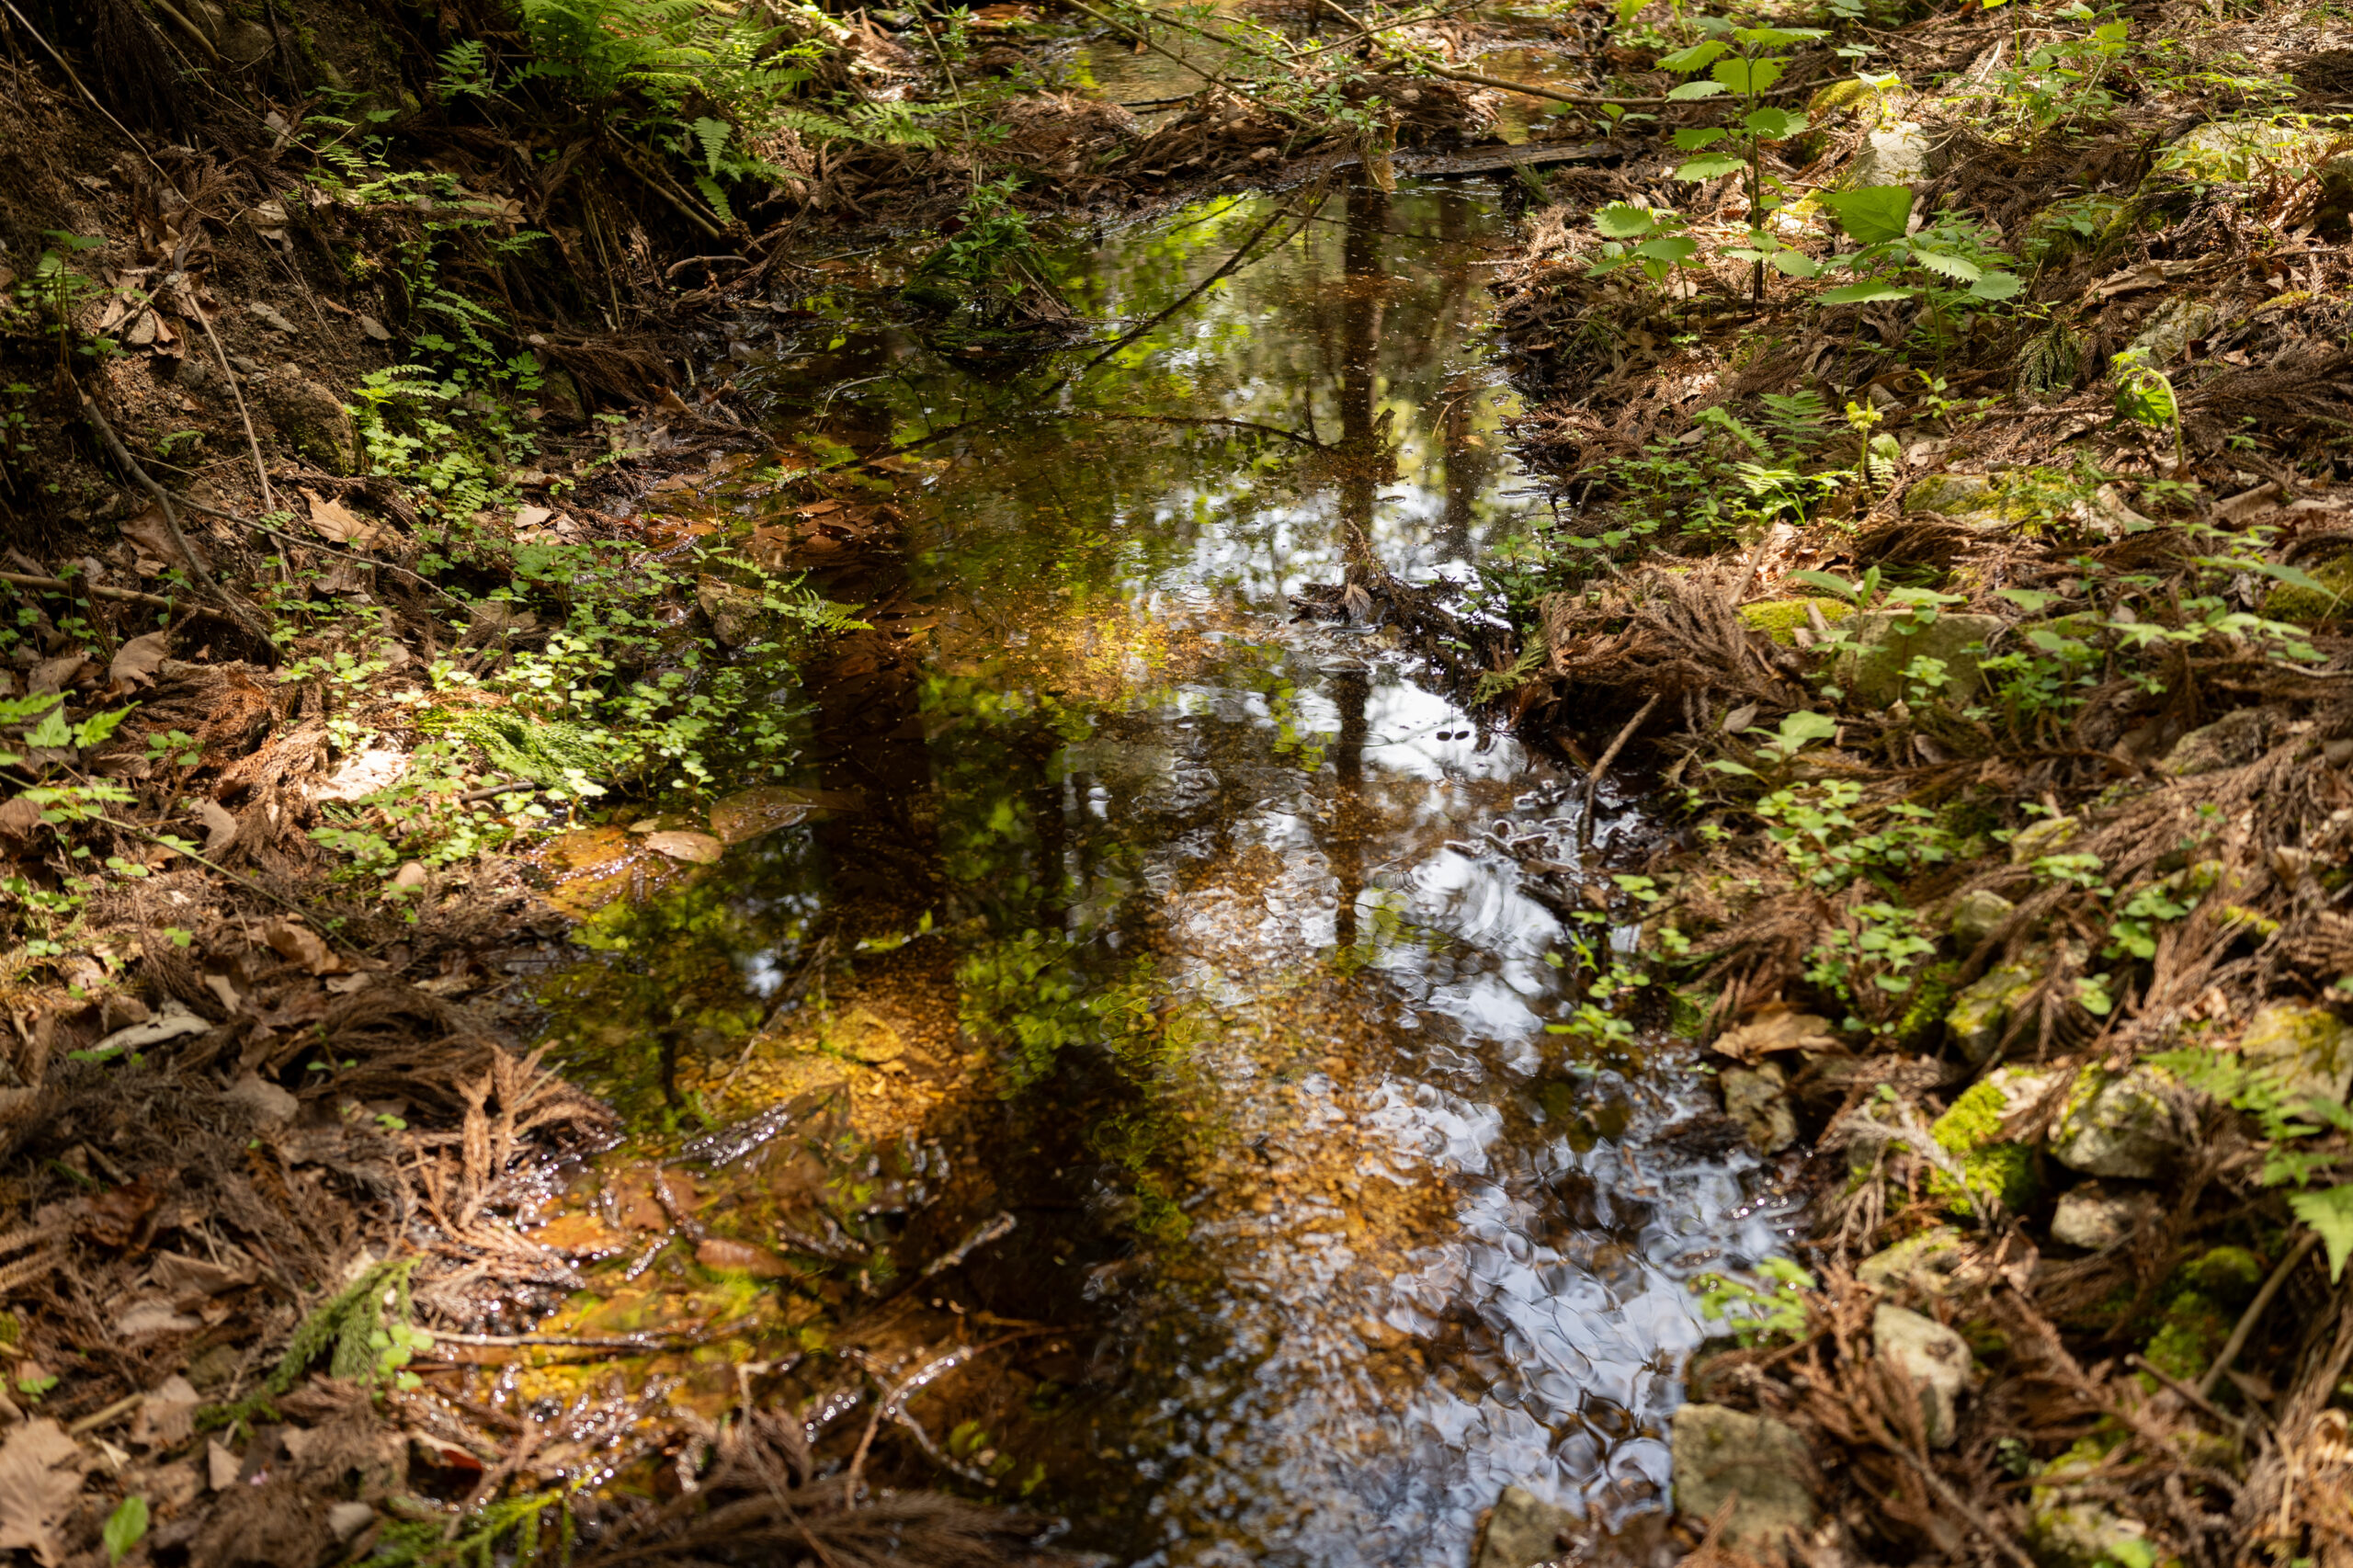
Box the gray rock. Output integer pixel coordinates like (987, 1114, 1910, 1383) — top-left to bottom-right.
(2240, 1003, 2353, 1104)
(2050, 1184, 2159, 1252)
(1722, 1062, 1798, 1153)
(1847, 122, 1933, 187)
(1474, 1485, 1578, 1568)
(327, 1502, 375, 1543)
(2030, 1498, 2156, 1568)
(2124, 295, 2218, 367)
(1669, 1404, 1817, 1553)
(1947, 962, 2034, 1065)
(260, 372, 358, 474)
(1857, 1223, 1967, 1299)
(246, 300, 298, 335)
(221, 17, 275, 64)
(1949, 889, 2016, 951)
(1872, 1303, 1971, 1448)
(2050, 1066, 2187, 1180)
(2160, 707, 2273, 777)
(1836, 609, 2005, 709)
(1904, 472, 2004, 519)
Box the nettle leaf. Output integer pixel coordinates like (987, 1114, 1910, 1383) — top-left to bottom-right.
(1737, 24, 1824, 43)
(1674, 153, 1749, 181)
(1743, 107, 1806, 139)
(1658, 40, 1729, 72)
(2290, 1185, 2353, 1282)
(1819, 184, 1915, 244)
(1712, 57, 1784, 95)
(1674, 126, 1731, 150)
(1634, 235, 1700, 263)
(1969, 269, 2023, 301)
(1593, 202, 1658, 238)
(1910, 248, 1983, 283)
(1821, 280, 1915, 303)
(1769, 250, 1822, 277)
(1667, 79, 1729, 99)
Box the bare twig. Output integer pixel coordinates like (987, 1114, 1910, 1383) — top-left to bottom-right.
(1579, 692, 1660, 846)
(0, 570, 238, 621)
(74, 385, 272, 642)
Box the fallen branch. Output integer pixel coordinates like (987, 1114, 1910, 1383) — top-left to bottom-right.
(0, 570, 239, 622)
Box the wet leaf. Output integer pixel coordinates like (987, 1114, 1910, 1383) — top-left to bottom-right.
(1712, 1010, 1837, 1062)
(696, 1238, 797, 1278)
(644, 830, 724, 864)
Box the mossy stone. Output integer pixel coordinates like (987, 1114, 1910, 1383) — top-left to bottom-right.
(1927, 1069, 2048, 1217)
(2264, 552, 2353, 626)
(1947, 962, 2035, 1066)
(261, 372, 359, 474)
(2240, 1002, 2353, 1101)
(1736, 597, 1856, 646)
(2177, 1245, 2264, 1306)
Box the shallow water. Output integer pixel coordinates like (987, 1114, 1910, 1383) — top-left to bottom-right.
(574, 182, 1800, 1566)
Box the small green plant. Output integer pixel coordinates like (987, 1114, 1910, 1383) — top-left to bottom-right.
(1657, 21, 1823, 298)
(269, 1256, 433, 1392)
(102, 1498, 149, 1566)
(1587, 203, 1701, 297)
(1693, 1256, 1815, 1346)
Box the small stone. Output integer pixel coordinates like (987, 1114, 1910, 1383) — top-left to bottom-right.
(358, 313, 392, 341)
(1904, 472, 2002, 518)
(221, 17, 274, 63)
(1836, 609, 2006, 710)
(2050, 1184, 2158, 1251)
(832, 1006, 907, 1064)
(1669, 1404, 1818, 1553)
(1946, 962, 2034, 1066)
(1474, 1484, 1579, 1568)
(260, 372, 359, 474)
(1847, 121, 1933, 187)
(1721, 1062, 1798, 1153)
(246, 300, 298, 335)
(696, 578, 764, 648)
(2031, 1497, 2156, 1568)
(391, 861, 428, 891)
(2050, 1066, 2187, 1180)
(2160, 708, 2275, 777)
(224, 1074, 300, 1123)
(327, 1503, 375, 1543)
(2008, 814, 2080, 863)
(1857, 1224, 1969, 1300)
(1927, 1068, 2053, 1217)
(1949, 890, 2016, 951)
(1873, 1303, 1971, 1448)
(2240, 1003, 2353, 1103)
(642, 830, 723, 865)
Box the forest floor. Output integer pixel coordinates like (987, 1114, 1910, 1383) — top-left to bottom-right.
(1, 0, 2351, 1564)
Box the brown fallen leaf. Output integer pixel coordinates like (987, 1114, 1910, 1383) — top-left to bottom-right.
(108, 631, 171, 690)
(131, 1375, 201, 1448)
(263, 920, 343, 976)
(77, 1178, 161, 1249)
(0, 1419, 90, 1566)
(643, 829, 723, 864)
(151, 1249, 258, 1298)
(0, 799, 41, 839)
(194, 798, 237, 856)
(301, 487, 387, 550)
(1711, 1009, 1839, 1063)
(123, 506, 209, 573)
(708, 786, 814, 846)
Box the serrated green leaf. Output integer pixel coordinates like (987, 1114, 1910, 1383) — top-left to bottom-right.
(1736, 24, 1824, 43)
(1769, 251, 1822, 277)
(2290, 1185, 2353, 1281)
(1742, 107, 1805, 139)
(1667, 79, 1730, 99)
(1593, 202, 1657, 238)
(23, 706, 70, 748)
(1674, 154, 1749, 180)
(1633, 235, 1699, 263)
(1821, 280, 1915, 303)
(1712, 57, 1784, 95)
(1910, 248, 1983, 283)
(1969, 269, 2023, 301)
(1673, 127, 1730, 150)
(1819, 185, 1915, 244)
(1657, 40, 1728, 71)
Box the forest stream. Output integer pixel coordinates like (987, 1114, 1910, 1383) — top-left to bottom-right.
(510, 180, 1800, 1568)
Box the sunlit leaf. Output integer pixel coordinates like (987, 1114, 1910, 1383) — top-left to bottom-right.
(1592, 202, 1657, 238)
(1818, 185, 1914, 244)
(1673, 153, 1749, 180)
(1768, 251, 1822, 277)
(1910, 248, 1983, 283)
(1657, 40, 1728, 71)
(1742, 107, 1805, 139)
(1667, 79, 1729, 99)
(1969, 269, 2023, 301)
(1673, 126, 1730, 149)
(1712, 56, 1784, 95)
(1820, 280, 1915, 303)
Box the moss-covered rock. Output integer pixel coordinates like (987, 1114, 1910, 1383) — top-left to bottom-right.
(2240, 1002, 2353, 1101)
(1947, 962, 2035, 1066)
(2008, 813, 2080, 863)
(2263, 552, 2353, 626)
(1836, 608, 2006, 709)
(1737, 597, 1856, 646)
(2158, 708, 2277, 776)
(1858, 1223, 1968, 1298)
(2177, 1245, 2264, 1306)
(1928, 1068, 2050, 1217)
(261, 372, 359, 474)
(2143, 1288, 2233, 1383)
(2050, 1065, 2188, 1180)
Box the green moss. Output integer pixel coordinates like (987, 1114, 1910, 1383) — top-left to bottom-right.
(1736, 597, 1856, 646)
(2143, 1290, 2231, 1383)
(1895, 961, 1960, 1049)
(1927, 1074, 2040, 1217)
(2264, 552, 2353, 626)
(2177, 1245, 2264, 1306)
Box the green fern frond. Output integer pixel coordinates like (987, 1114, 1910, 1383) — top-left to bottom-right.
(689, 115, 731, 175)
